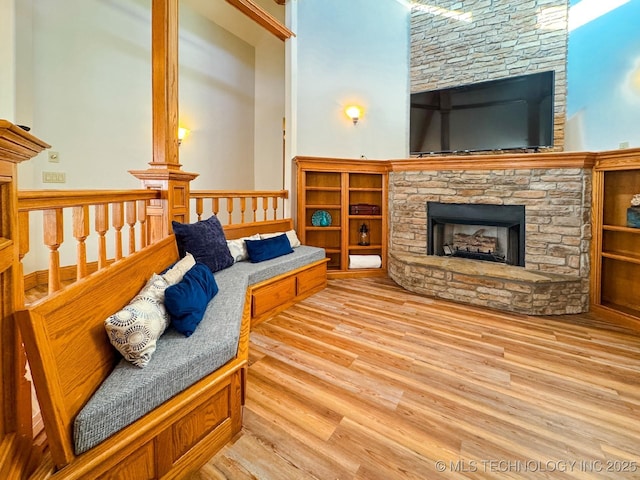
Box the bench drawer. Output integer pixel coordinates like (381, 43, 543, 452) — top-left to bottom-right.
(252, 276, 296, 318)
(296, 262, 327, 295)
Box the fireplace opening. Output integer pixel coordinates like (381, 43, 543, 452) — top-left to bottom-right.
(427, 202, 525, 266)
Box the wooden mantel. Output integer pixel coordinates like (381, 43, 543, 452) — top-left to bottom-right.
(390, 151, 597, 171)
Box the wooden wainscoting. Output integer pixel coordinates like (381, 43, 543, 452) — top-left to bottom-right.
(190, 277, 640, 480)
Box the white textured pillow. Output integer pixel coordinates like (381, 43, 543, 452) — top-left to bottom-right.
(227, 234, 260, 262)
(104, 274, 170, 368)
(162, 252, 195, 286)
(260, 229, 301, 248)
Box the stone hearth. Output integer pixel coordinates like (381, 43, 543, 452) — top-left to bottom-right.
(388, 153, 594, 315)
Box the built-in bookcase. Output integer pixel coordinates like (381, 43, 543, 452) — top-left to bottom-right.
(591, 150, 640, 328)
(295, 157, 388, 277)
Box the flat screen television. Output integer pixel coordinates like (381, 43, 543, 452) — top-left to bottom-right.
(410, 71, 555, 155)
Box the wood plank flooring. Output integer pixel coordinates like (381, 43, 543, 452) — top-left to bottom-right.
(190, 277, 640, 480)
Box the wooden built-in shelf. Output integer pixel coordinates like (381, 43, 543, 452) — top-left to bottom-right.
(305, 226, 341, 231)
(602, 224, 640, 233)
(306, 204, 341, 209)
(296, 156, 389, 277)
(601, 251, 640, 265)
(591, 148, 640, 330)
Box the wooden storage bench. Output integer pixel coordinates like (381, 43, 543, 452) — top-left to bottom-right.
(18, 220, 327, 479)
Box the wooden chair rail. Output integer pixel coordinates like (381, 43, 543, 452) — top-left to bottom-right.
(191, 189, 288, 225)
(18, 190, 162, 297)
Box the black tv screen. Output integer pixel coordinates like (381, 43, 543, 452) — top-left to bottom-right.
(410, 71, 555, 155)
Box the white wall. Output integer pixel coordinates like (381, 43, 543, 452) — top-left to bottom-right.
(565, 0, 640, 151)
(0, 0, 16, 121)
(293, 0, 410, 160)
(19, 0, 152, 190)
(179, 3, 256, 190)
(13, 0, 261, 272)
(253, 1, 286, 191)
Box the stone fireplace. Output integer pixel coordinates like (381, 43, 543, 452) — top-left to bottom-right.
(388, 153, 594, 315)
(427, 202, 526, 267)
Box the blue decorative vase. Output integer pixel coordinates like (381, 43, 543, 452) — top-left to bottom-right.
(627, 207, 640, 228)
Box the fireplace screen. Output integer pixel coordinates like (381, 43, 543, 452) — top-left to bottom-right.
(427, 202, 525, 266)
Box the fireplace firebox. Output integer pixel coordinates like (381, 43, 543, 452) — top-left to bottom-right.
(427, 202, 525, 266)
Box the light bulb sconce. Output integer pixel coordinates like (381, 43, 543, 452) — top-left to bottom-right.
(178, 127, 190, 145)
(345, 105, 363, 125)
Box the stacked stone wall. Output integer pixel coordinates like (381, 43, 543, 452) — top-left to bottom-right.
(388, 166, 592, 314)
(411, 0, 569, 149)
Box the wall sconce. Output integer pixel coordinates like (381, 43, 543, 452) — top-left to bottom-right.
(345, 105, 363, 125)
(177, 127, 190, 145)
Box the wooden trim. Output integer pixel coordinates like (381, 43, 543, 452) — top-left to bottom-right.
(225, 0, 294, 41)
(593, 147, 640, 171)
(589, 169, 604, 307)
(18, 190, 160, 211)
(389, 151, 597, 171)
(327, 269, 387, 279)
(294, 156, 391, 172)
(0, 121, 51, 164)
(223, 219, 293, 240)
(191, 190, 289, 199)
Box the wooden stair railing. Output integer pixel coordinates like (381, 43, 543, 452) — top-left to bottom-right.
(19, 189, 289, 300)
(191, 189, 288, 225)
(18, 190, 161, 298)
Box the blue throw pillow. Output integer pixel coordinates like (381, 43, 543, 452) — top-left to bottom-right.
(172, 216, 234, 273)
(164, 263, 218, 337)
(245, 233, 293, 263)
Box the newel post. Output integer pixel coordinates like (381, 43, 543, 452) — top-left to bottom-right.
(131, 0, 198, 242)
(0, 120, 50, 478)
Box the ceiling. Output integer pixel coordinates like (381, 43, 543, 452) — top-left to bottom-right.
(183, 0, 285, 46)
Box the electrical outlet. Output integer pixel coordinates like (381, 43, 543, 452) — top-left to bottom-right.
(42, 171, 66, 183)
(619, 141, 629, 149)
(48, 151, 60, 163)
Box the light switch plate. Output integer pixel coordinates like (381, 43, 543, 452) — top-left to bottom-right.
(42, 171, 66, 183)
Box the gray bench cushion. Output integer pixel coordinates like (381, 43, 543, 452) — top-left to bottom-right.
(73, 245, 325, 454)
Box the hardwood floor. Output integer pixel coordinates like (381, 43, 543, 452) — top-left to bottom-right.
(190, 277, 640, 480)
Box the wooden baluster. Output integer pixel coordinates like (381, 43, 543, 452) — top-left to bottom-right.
(126, 201, 137, 254)
(73, 206, 90, 280)
(240, 197, 246, 224)
(252, 197, 258, 222)
(272, 196, 278, 220)
(112, 202, 124, 261)
(137, 200, 147, 248)
(195, 198, 203, 221)
(95, 204, 109, 270)
(43, 209, 63, 294)
(262, 197, 268, 222)
(226, 197, 234, 225)
(211, 197, 219, 218)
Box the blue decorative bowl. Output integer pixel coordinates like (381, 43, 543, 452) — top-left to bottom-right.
(311, 210, 332, 227)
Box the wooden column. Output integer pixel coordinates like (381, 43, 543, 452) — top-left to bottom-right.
(132, 0, 197, 241)
(152, 0, 179, 169)
(0, 120, 50, 479)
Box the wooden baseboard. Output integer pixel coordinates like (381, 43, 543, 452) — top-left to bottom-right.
(327, 269, 387, 279)
(24, 260, 113, 291)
